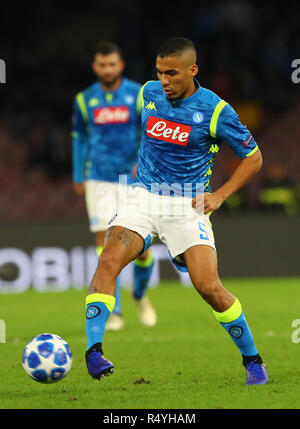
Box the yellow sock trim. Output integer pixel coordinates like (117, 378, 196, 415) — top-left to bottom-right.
(212, 298, 242, 324)
(134, 251, 154, 268)
(96, 246, 103, 257)
(86, 293, 115, 313)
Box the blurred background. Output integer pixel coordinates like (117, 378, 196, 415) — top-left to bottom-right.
(0, 0, 300, 292)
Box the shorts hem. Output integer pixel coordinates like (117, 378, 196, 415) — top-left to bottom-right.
(106, 220, 152, 254)
(89, 225, 108, 233)
(169, 242, 216, 272)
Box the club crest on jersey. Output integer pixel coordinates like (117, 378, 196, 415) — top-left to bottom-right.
(94, 106, 129, 124)
(193, 111, 204, 123)
(125, 95, 135, 105)
(146, 116, 191, 146)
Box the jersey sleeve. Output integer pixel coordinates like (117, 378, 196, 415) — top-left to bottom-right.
(212, 102, 259, 159)
(136, 80, 153, 114)
(72, 93, 89, 137)
(72, 95, 89, 183)
(136, 83, 148, 149)
(136, 85, 144, 117)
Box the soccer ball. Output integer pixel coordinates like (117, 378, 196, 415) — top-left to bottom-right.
(22, 333, 72, 383)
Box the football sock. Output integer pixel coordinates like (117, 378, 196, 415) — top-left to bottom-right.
(96, 246, 103, 258)
(86, 293, 115, 351)
(96, 245, 121, 315)
(133, 251, 154, 299)
(213, 298, 258, 358)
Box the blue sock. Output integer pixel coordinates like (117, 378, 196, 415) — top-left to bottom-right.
(86, 293, 115, 350)
(213, 298, 258, 357)
(133, 252, 154, 299)
(112, 276, 122, 314)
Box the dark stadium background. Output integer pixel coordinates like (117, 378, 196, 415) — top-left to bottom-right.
(1, 0, 300, 293)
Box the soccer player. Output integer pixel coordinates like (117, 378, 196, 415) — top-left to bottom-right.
(72, 41, 157, 331)
(84, 37, 268, 385)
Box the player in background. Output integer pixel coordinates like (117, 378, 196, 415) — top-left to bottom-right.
(72, 41, 157, 331)
(83, 37, 269, 385)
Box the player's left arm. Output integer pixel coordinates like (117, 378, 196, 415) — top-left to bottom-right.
(192, 103, 263, 214)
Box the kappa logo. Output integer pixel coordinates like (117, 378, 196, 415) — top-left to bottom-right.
(208, 144, 219, 154)
(229, 326, 244, 338)
(146, 116, 191, 146)
(89, 98, 99, 107)
(145, 101, 157, 110)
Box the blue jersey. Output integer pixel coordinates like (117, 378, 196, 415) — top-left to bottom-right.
(136, 79, 258, 197)
(72, 78, 142, 183)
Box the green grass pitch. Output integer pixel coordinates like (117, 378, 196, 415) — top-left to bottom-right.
(0, 278, 300, 409)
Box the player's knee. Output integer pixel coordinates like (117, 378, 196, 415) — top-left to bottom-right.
(196, 277, 220, 303)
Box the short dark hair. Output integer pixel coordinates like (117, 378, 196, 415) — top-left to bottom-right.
(157, 37, 197, 59)
(93, 41, 123, 59)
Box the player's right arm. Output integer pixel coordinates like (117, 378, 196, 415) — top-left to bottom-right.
(199, 147, 262, 214)
(72, 92, 89, 195)
(213, 103, 263, 202)
(192, 101, 263, 214)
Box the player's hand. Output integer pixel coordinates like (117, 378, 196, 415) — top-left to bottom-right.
(131, 163, 138, 179)
(73, 183, 85, 195)
(192, 192, 224, 214)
